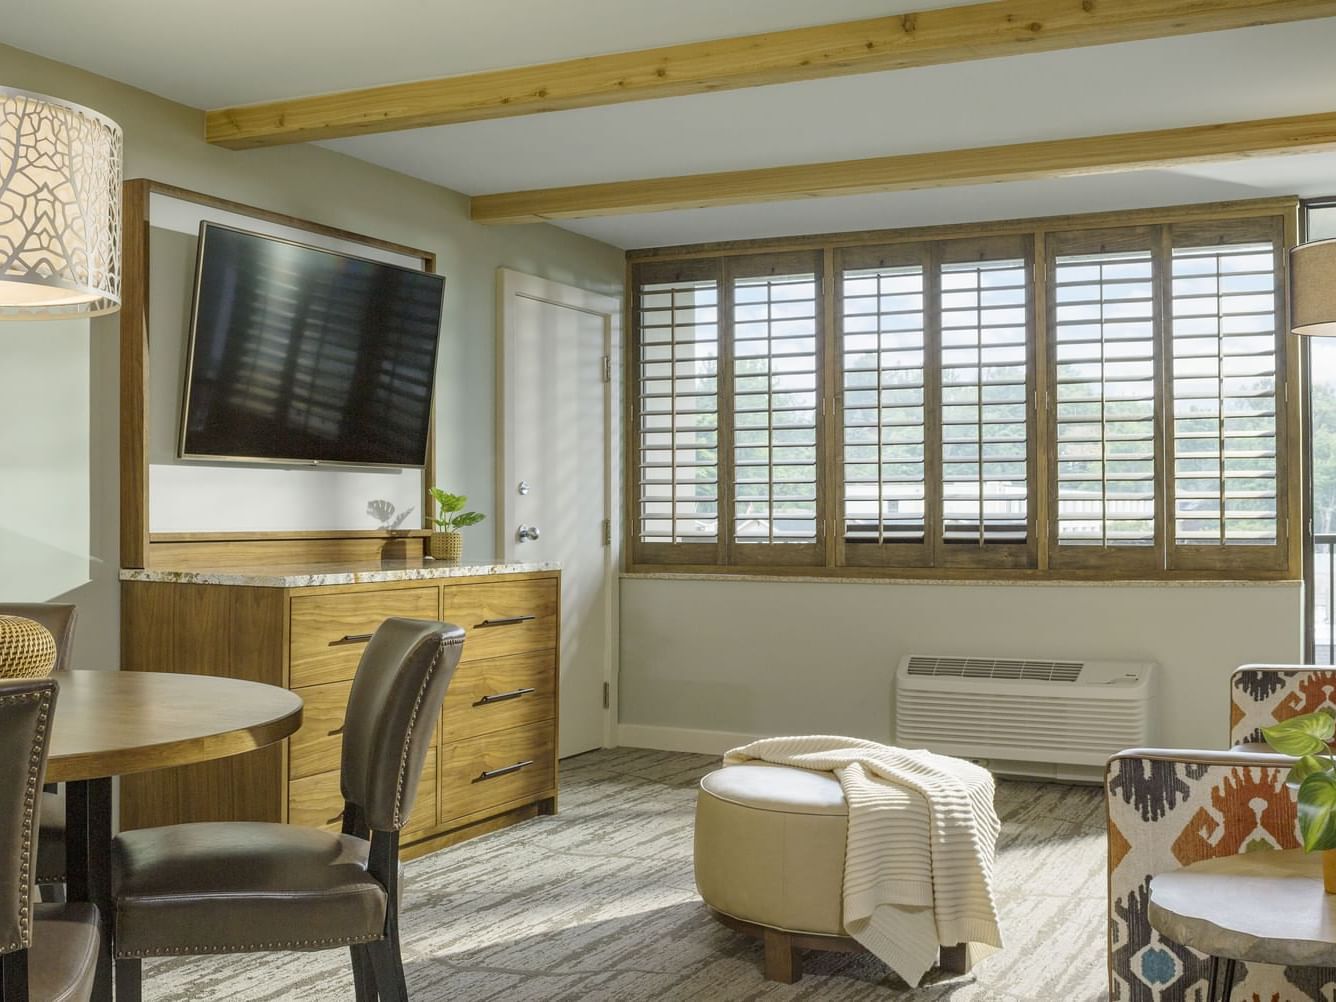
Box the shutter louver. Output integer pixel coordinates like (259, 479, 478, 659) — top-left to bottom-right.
(1171, 239, 1279, 547)
(840, 261, 927, 547)
(733, 268, 820, 546)
(1052, 240, 1157, 555)
(940, 256, 1029, 546)
(635, 271, 720, 546)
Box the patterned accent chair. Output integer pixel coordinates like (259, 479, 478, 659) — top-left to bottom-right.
(1106, 665, 1336, 1002)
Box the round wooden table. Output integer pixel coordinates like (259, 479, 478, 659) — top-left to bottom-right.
(1149, 849, 1336, 1002)
(45, 670, 303, 1002)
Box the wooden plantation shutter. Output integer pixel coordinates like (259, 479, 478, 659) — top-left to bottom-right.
(1167, 217, 1288, 572)
(630, 259, 722, 565)
(935, 236, 1035, 569)
(726, 252, 825, 566)
(1047, 227, 1162, 573)
(836, 244, 933, 568)
(626, 198, 1298, 580)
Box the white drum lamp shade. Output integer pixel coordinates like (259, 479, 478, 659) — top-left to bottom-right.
(1290, 238, 1336, 337)
(0, 87, 123, 319)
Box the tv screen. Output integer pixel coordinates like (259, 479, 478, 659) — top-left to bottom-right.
(179, 223, 444, 467)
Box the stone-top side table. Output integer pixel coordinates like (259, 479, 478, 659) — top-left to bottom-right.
(1149, 848, 1336, 1002)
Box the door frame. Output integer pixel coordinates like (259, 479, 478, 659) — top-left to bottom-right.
(496, 268, 623, 750)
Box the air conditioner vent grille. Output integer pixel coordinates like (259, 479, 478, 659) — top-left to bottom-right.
(905, 656, 1084, 683)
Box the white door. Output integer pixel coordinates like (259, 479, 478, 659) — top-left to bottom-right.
(497, 270, 620, 757)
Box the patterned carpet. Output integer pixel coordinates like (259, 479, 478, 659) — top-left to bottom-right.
(144, 748, 1109, 1001)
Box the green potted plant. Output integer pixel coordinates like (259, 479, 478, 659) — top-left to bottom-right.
(1261, 708, 1336, 891)
(427, 488, 485, 563)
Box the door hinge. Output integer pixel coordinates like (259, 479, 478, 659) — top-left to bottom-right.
(603, 681, 611, 709)
(602, 518, 612, 546)
(602, 355, 611, 382)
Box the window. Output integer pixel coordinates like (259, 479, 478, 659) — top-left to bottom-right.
(838, 245, 930, 566)
(731, 256, 822, 562)
(629, 200, 1296, 579)
(1048, 230, 1159, 572)
(632, 260, 721, 563)
(1168, 219, 1286, 572)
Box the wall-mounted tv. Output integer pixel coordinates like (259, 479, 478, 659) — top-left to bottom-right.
(179, 223, 445, 468)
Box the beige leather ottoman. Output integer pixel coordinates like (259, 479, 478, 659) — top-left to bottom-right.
(694, 762, 967, 984)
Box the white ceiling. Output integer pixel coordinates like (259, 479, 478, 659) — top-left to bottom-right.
(6, 2, 1336, 248)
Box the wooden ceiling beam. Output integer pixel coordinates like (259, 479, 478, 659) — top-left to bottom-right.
(467, 111, 1336, 223)
(206, 0, 1336, 149)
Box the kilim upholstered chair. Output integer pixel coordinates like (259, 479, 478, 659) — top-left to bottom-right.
(1106, 664, 1336, 1002)
(0, 603, 80, 898)
(0, 676, 100, 1002)
(110, 618, 464, 1002)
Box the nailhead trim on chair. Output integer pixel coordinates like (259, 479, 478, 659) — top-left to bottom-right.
(1, 686, 53, 953)
(115, 932, 385, 959)
(390, 634, 464, 830)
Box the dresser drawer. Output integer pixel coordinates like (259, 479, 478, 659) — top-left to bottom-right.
(289, 679, 353, 780)
(441, 577, 557, 663)
(441, 651, 555, 743)
(288, 746, 437, 837)
(439, 724, 555, 824)
(290, 587, 439, 687)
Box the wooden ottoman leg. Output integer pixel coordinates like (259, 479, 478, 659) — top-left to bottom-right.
(939, 943, 969, 974)
(763, 928, 802, 983)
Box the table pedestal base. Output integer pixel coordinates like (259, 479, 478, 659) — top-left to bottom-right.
(67, 777, 114, 1002)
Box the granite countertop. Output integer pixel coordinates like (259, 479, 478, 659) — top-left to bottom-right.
(120, 560, 559, 588)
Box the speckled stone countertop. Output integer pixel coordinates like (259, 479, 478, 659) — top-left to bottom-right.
(120, 560, 559, 588)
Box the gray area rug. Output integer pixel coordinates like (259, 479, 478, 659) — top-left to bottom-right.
(144, 748, 1107, 1001)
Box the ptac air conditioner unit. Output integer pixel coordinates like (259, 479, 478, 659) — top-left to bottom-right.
(894, 655, 1155, 782)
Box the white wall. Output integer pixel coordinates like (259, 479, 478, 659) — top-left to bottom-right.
(618, 576, 1304, 752)
(0, 43, 624, 667)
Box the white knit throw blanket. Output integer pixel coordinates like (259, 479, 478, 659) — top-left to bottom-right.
(724, 736, 1003, 987)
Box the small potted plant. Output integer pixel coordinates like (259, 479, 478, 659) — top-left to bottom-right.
(427, 488, 485, 563)
(1261, 708, 1336, 891)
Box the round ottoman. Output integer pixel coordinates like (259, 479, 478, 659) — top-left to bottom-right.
(694, 762, 968, 984)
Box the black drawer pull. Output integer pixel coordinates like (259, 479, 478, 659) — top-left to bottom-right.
(476, 760, 533, 782)
(475, 615, 535, 629)
(330, 633, 374, 647)
(476, 687, 536, 706)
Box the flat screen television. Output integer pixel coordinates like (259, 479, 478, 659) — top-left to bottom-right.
(179, 223, 445, 468)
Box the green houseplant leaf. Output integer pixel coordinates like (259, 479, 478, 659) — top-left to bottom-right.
(1262, 709, 1336, 758)
(427, 487, 486, 534)
(1287, 754, 1329, 792)
(1298, 771, 1336, 852)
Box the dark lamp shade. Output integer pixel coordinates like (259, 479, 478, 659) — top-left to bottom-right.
(1291, 238, 1336, 336)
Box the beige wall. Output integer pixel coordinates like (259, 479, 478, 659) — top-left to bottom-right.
(619, 576, 1304, 752)
(0, 44, 625, 665)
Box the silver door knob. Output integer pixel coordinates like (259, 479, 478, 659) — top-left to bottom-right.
(516, 524, 541, 543)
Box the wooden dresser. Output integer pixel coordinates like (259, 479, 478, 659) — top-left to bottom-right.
(119, 562, 560, 858)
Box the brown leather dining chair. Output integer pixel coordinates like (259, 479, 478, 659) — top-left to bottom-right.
(0, 603, 80, 896)
(110, 617, 465, 1002)
(0, 676, 101, 1002)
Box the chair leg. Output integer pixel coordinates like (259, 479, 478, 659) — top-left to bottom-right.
(367, 935, 408, 1002)
(762, 928, 801, 984)
(2, 949, 30, 1002)
(351, 944, 378, 1002)
(114, 957, 143, 1002)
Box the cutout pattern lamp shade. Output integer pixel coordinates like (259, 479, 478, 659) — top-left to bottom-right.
(0, 87, 122, 319)
(1291, 238, 1336, 337)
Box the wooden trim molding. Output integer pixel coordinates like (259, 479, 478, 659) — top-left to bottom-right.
(207, 0, 1336, 149)
(471, 111, 1336, 223)
(118, 179, 439, 569)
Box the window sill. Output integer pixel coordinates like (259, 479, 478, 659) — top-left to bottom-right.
(620, 568, 1300, 588)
